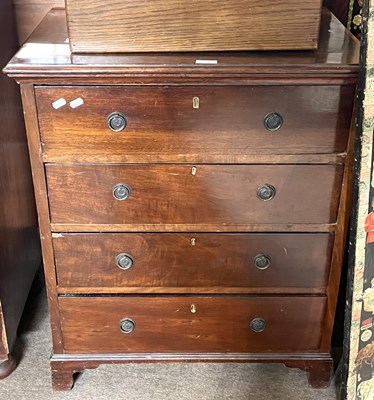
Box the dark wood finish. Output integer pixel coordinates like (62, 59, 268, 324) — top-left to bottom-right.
(0, 356, 17, 380)
(46, 154, 345, 165)
(0, 304, 16, 378)
(56, 287, 328, 295)
(53, 233, 333, 292)
(19, 84, 64, 353)
(51, 364, 76, 391)
(320, 103, 357, 352)
(0, 0, 41, 377)
(65, 0, 323, 53)
(284, 358, 333, 388)
(51, 223, 338, 233)
(4, 8, 359, 390)
(50, 353, 333, 390)
(13, 0, 64, 45)
(324, 0, 349, 26)
(51, 223, 340, 234)
(46, 164, 343, 225)
(4, 9, 360, 84)
(35, 85, 355, 163)
(59, 296, 326, 353)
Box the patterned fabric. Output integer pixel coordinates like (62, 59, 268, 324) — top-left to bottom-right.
(347, 1, 374, 399)
(349, 0, 364, 39)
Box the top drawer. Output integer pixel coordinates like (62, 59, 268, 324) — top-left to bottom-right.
(35, 85, 354, 163)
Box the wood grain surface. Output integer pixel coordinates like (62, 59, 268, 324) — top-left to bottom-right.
(4, 10, 360, 84)
(50, 223, 338, 234)
(4, 6, 359, 390)
(65, 0, 323, 52)
(59, 296, 326, 353)
(53, 233, 333, 291)
(19, 84, 64, 353)
(46, 164, 343, 225)
(35, 85, 355, 163)
(320, 102, 357, 351)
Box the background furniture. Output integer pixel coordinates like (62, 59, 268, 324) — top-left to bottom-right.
(13, 0, 64, 45)
(0, 0, 41, 378)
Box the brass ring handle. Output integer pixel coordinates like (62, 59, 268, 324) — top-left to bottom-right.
(112, 183, 131, 201)
(250, 318, 266, 333)
(253, 254, 271, 270)
(107, 111, 127, 132)
(257, 184, 276, 201)
(119, 318, 136, 334)
(115, 253, 134, 270)
(264, 112, 283, 131)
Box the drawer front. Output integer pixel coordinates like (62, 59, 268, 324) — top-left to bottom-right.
(65, 0, 321, 52)
(54, 233, 333, 290)
(35, 86, 354, 162)
(59, 296, 326, 353)
(46, 164, 343, 225)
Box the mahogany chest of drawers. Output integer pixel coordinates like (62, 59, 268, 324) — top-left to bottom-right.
(4, 9, 359, 390)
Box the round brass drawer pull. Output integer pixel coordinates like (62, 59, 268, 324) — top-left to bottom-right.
(250, 318, 266, 333)
(257, 184, 276, 201)
(264, 112, 283, 131)
(254, 254, 271, 270)
(113, 183, 131, 201)
(107, 111, 127, 132)
(115, 253, 134, 270)
(119, 318, 136, 334)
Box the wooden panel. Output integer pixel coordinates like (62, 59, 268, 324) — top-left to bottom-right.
(19, 83, 65, 354)
(0, 0, 40, 361)
(46, 164, 343, 225)
(4, 10, 360, 85)
(65, 0, 323, 52)
(54, 233, 333, 291)
(59, 296, 326, 353)
(35, 85, 355, 163)
(51, 223, 337, 234)
(13, 1, 64, 45)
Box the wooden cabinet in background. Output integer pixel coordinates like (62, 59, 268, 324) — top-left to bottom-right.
(0, 0, 41, 379)
(13, 0, 64, 44)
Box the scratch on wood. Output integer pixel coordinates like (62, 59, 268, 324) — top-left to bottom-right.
(52, 233, 64, 238)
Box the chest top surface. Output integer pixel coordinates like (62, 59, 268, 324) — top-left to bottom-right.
(3, 8, 359, 83)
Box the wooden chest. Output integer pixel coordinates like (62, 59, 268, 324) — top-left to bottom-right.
(4, 8, 359, 390)
(64, 0, 323, 52)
